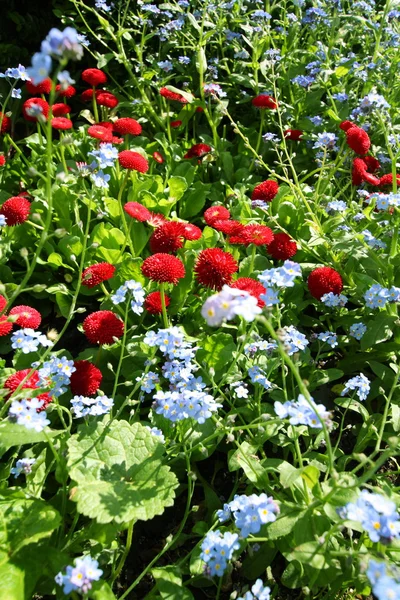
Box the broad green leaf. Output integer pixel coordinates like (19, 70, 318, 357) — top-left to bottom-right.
(0, 422, 60, 450)
(180, 182, 210, 219)
(67, 420, 178, 524)
(360, 315, 397, 350)
(167, 176, 188, 203)
(91, 581, 118, 599)
(335, 66, 349, 77)
(197, 333, 236, 371)
(152, 566, 195, 599)
(0, 492, 61, 600)
(241, 542, 277, 579)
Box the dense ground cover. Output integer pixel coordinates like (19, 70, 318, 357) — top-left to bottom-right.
(1, 0, 400, 598)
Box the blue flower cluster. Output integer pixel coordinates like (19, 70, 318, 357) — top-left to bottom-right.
(145, 426, 165, 443)
(282, 325, 309, 355)
(88, 143, 118, 169)
(362, 229, 387, 250)
(349, 322, 367, 340)
(248, 366, 272, 390)
(338, 490, 400, 543)
(321, 292, 348, 308)
(11, 329, 53, 354)
(111, 280, 146, 314)
(364, 284, 400, 309)
(9, 399, 50, 432)
(367, 560, 400, 600)
(217, 493, 280, 537)
(200, 530, 240, 577)
(274, 394, 331, 429)
(35, 356, 76, 397)
(27, 27, 83, 85)
(144, 327, 220, 423)
(258, 260, 302, 307)
(137, 371, 159, 393)
(70, 395, 114, 418)
(350, 91, 390, 120)
(238, 580, 271, 600)
(11, 457, 36, 477)
(316, 331, 338, 348)
(341, 373, 370, 402)
(55, 556, 103, 595)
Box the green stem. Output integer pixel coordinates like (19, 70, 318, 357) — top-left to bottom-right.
(117, 170, 135, 257)
(111, 520, 134, 584)
(159, 283, 170, 328)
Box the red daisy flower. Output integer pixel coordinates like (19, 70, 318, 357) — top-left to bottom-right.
(231, 277, 266, 307)
(83, 310, 124, 345)
(82, 68, 108, 87)
(144, 291, 171, 314)
(96, 91, 119, 108)
(204, 206, 231, 225)
(184, 143, 212, 159)
(0, 196, 30, 225)
(142, 253, 185, 284)
(0, 316, 12, 337)
(229, 224, 274, 246)
(87, 124, 113, 142)
(252, 94, 277, 109)
(267, 232, 297, 260)
(4, 369, 52, 408)
(0, 112, 11, 135)
(284, 129, 303, 141)
(55, 84, 76, 98)
(339, 120, 354, 132)
(51, 117, 73, 130)
(153, 151, 164, 164)
(124, 202, 152, 222)
(70, 360, 103, 396)
(352, 158, 380, 186)
(170, 120, 182, 128)
(113, 117, 142, 136)
(9, 305, 41, 329)
(212, 219, 244, 235)
(0, 295, 7, 313)
(98, 121, 114, 131)
(195, 248, 238, 290)
(149, 222, 186, 254)
(182, 223, 202, 240)
(0, 155, 5, 167)
(52, 103, 71, 117)
(22, 98, 50, 122)
(363, 156, 380, 173)
(252, 180, 279, 202)
(307, 266, 343, 300)
(346, 126, 370, 155)
(379, 173, 400, 188)
(160, 87, 188, 103)
(118, 150, 149, 172)
(26, 78, 52, 95)
(82, 263, 116, 288)
(147, 212, 167, 227)
(81, 88, 95, 102)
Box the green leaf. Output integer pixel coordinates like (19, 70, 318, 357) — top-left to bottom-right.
(241, 542, 277, 579)
(91, 581, 118, 600)
(67, 420, 178, 524)
(56, 292, 72, 319)
(196, 48, 207, 74)
(360, 315, 397, 350)
(0, 492, 61, 600)
(180, 182, 210, 219)
(152, 566, 195, 599)
(167, 176, 188, 203)
(165, 86, 195, 103)
(0, 422, 60, 450)
(335, 66, 349, 77)
(197, 332, 236, 372)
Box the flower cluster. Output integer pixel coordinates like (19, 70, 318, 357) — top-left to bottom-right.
(111, 280, 146, 314)
(274, 394, 332, 429)
(341, 374, 370, 402)
(36, 356, 76, 397)
(9, 399, 50, 432)
(55, 556, 102, 595)
(367, 560, 400, 600)
(200, 530, 240, 577)
(70, 395, 114, 417)
(201, 285, 262, 326)
(364, 284, 400, 309)
(338, 490, 400, 543)
(11, 457, 36, 477)
(11, 328, 53, 353)
(217, 493, 280, 537)
(238, 580, 271, 600)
